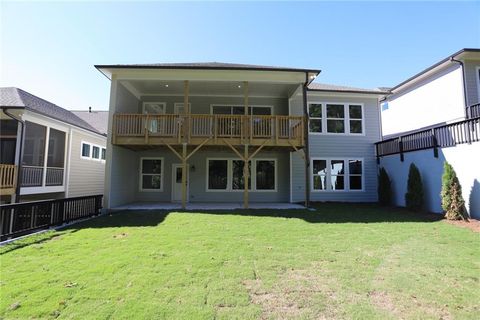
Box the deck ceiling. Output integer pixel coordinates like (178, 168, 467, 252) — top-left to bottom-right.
(122, 80, 299, 98)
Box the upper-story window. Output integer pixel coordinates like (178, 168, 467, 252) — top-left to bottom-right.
(81, 142, 105, 161)
(211, 105, 272, 115)
(308, 103, 364, 135)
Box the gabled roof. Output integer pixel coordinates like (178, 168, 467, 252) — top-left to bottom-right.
(95, 61, 321, 74)
(388, 48, 480, 93)
(0, 87, 104, 136)
(308, 82, 390, 95)
(72, 110, 109, 135)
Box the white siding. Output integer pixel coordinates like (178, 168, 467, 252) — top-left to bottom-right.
(382, 64, 465, 136)
(67, 130, 106, 197)
(464, 60, 480, 105)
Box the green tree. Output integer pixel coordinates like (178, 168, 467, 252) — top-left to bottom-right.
(405, 163, 424, 211)
(441, 162, 468, 220)
(378, 167, 392, 206)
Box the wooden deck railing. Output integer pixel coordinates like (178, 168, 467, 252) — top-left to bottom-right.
(113, 113, 305, 147)
(0, 164, 17, 196)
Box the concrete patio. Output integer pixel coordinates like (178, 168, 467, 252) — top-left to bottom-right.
(111, 202, 306, 211)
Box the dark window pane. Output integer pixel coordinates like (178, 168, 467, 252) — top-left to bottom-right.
(0, 139, 16, 164)
(176, 168, 182, 183)
(232, 107, 244, 115)
(309, 119, 322, 133)
(47, 128, 65, 167)
(326, 104, 344, 118)
(331, 175, 345, 190)
(313, 175, 326, 190)
(82, 144, 90, 157)
(350, 176, 362, 190)
(313, 160, 327, 175)
(256, 160, 275, 190)
(101, 148, 106, 160)
(327, 120, 345, 133)
(350, 120, 362, 134)
(331, 160, 345, 175)
(142, 159, 162, 174)
(232, 160, 251, 190)
(349, 105, 362, 119)
(212, 106, 232, 114)
(252, 107, 271, 115)
(1, 120, 18, 136)
(349, 160, 362, 174)
(309, 104, 322, 117)
(23, 121, 46, 166)
(208, 160, 228, 189)
(142, 175, 161, 189)
(92, 146, 100, 159)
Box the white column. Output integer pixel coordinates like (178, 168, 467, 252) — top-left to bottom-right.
(42, 127, 50, 187)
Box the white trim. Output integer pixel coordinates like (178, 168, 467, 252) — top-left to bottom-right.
(142, 101, 166, 114)
(209, 104, 274, 115)
(171, 163, 189, 202)
(120, 80, 142, 100)
(42, 127, 50, 187)
(310, 157, 364, 192)
(476, 66, 480, 104)
(80, 141, 91, 159)
(139, 157, 164, 192)
(205, 157, 277, 192)
(174, 102, 192, 114)
(307, 102, 365, 136)
(65, 127, 73, 197)
(20, 185, 65, 195)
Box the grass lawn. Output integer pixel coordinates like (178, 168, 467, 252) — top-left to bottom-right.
(1, 204, 479, 319)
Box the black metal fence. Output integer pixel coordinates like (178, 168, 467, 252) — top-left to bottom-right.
(467, 103, 480, 119)
(0, 195, 103, 241)
(376, 116, 480, 158)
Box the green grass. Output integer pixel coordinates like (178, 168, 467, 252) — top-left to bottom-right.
(1, 204, 479, 319)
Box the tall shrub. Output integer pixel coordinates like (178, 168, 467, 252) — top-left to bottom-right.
(405, 163, 424, 211)
(441, 162, 467, 220)
(378, 167, 392, 206)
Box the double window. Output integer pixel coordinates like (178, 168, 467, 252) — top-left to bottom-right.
(81, 142, 106, 161)
(211, 105, 272, 115)
(312, 158, 363, 191)
(207, 159, 276, 191)
(140, 158, 163, 191)
(308, 103, 364, 134)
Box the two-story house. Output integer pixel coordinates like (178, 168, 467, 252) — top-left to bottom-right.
(96, 63, 387, 210)
(0, 87, 107, 204)
(377, 48, 480, 218)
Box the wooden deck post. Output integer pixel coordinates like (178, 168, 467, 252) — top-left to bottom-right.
(244, 81, 249, 142)
(244, 144, 249, 209)
(184, 80, 189, 143)
(182, 143, 187, 209)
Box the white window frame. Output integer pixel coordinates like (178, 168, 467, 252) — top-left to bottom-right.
(139, 157, 164, 192)
(206, 157, 277, 192)
(310, 157, 364, 192)
(91, 145, 101, 160)
(308, 103, 323, 134)
(80, 141, 91, 159)
(101, 147, 106, 160)
(142, 102, 166, 114)
(209, 104, 273, 115)
(308, 102, 365, 136)
(174, 102, 192, 114)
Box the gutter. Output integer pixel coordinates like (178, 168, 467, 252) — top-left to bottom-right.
(450, 57, 469, 118)
(1, 107, 25, 203)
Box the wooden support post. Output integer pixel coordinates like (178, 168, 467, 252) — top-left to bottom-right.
(182, 143, 187, 209)
(184, 80, 189, 143)
(144, 114, 149, 144)
(244, 144, 249, 209)
(244, 81, 249, 142)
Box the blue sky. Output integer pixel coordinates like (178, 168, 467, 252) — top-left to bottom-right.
(1, 1, 479, 110)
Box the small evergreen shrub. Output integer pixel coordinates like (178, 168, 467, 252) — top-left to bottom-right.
(405, 163, 424, 211)
(441, 162, 468, 220)
(378, 167, 392, 206)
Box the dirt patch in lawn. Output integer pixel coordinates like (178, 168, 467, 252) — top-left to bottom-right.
(243, 265, 347, 319)
(445, 218, 480, 233)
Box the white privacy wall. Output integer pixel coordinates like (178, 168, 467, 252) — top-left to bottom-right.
(379, 143, 480, 219)
(382, 64, 465, 136)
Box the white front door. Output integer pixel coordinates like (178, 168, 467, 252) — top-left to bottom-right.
(172, 164, 188, 202)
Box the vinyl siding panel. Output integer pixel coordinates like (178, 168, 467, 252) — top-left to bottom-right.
(108, 145, 137, 207)
(67, 130, 106, 197)
(382, 64, 465, 135)
(291, 94, 381, 203)
(464, 60, 480, 106)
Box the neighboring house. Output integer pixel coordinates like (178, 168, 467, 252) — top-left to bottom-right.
(381, 48, 480, 136)
(96, 62, 387, 210)
(377, 48, 480, 218)
(0, 87, 107, 204)
(72, 108, 109, 135)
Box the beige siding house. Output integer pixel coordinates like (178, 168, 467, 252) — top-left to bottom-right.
(0, 88, 107, 204)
